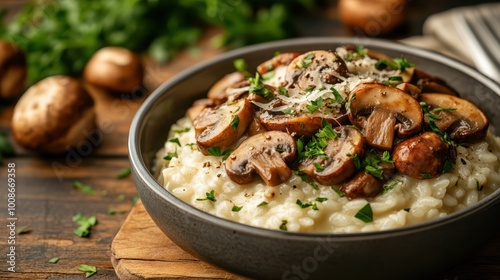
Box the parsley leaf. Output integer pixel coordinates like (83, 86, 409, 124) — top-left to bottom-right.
(315, 197, 328, 202)
(347, 153, 361, 169)
(116, 168, 131, 179)
(331, 186, 345, 197)
(163, 149, 178, 161)
(168, 137, 181, 147)
(230, 115, 239, 131)
(232, 205, 243, 212)
(257, 201, 268, 207)
(207, 147, 232, 160)
(355, 203, 373, 223)
(78, 264, 97, 278)
(299, 53, 315, 68)
(233, 58, 251, 77)
(172, 127, 191, 134)
(48, 257, 59, 264)
(313, 162, 324, 172)
(306, 97, 323, 113)
(249, 73, 272, 97)
(196, 190, 216, 202)
(278, 86, 289, 97)
(331, 87, 344, 103)
(73, 181, 95, 195)
(279, 220, 288, 231)
(73, 214, 97, 237)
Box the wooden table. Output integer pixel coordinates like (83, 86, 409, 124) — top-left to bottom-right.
(1, 1, 499, 279)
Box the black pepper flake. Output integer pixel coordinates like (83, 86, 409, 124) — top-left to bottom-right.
(460, 158, 467, 165)
(217, 174, 221, 178)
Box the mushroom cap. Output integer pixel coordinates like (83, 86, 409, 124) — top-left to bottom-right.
(258, 111, 349, 138)
(299, 126, 365, 185)
(83, 46, 143, 93)
(225, 131, 297, 186)
(285, 50, 348, 89)
(11, 76, 96, 154)
(207, 71, 246, 103)
(341, 172, 383, 199)
(348, 83, 424, 149)
(420, 93, 489, 143)
(0, 40, 27, 99)
(257, 52, 300, 75)
(392, 131, 452, 179)
(194, 97, 253, 155)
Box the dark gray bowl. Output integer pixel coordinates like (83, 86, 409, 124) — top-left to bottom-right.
(129, 37, 500, 280)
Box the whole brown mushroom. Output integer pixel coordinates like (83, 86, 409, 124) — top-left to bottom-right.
(11, 76, 96, 154)
(338, 0, 408, 36)
(0, 41, 27, 99)
(83, 46, 143, 94)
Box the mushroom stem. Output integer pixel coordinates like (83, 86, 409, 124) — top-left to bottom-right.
(250, 152, 292, 186)
(363, 108, 397, 150)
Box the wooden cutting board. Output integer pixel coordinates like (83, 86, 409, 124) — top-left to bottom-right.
(110, 201, 247, 279)
(111, 202, 500, 279)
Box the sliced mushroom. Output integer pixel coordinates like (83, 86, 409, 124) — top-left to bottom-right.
(341, 172, 383, 199)
(299, 126, 365, 185)
(194, 98, 253, 155)
(348, 83, 424, 150)
(285, 50, 348, 89)
(412, 69, 459, 96)
(225, 131, 297, 186)
(392, 132, 452, 179)
(258, 110, 349, 138)
(257, 52, 300, 75)
(186, 98, 216, 122)
(420, 93, 489, 143)
(396, 82, 421, 99)
(207, 71, 246, 104)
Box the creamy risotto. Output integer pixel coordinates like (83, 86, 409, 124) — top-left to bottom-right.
(157, 46, 500, 233)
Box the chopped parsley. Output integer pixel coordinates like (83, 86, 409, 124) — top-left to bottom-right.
(17, 225, 31, 234)
(443, 160, 453, 173)
(354, 203, 373, 223)
(116, 168, 131, 179)
(278, 86, 289, 97)
(381, 178, 403, 194)
(257, 201, 268, 207)
(376, 56, 415, 72)
(299, 53, 315, 68)
(196, 190, 216, 202)
(262, 70, 275, 80)
(313, 162, 324, 172)
(78, 264, 97, 278)
(365, 165, 384, 180)
(73, 214, 97, 237)
(168, 137, 181, 147)
(233, 58, 251, 77)
(230, 115, 239, 131)
(383, 76, 403, 86)
(347, 153, 361, 169)
(381, 151, 393, 163)
(279, 220, 288, 231)
(163, 149, 178, 161)
(172, 127, 191, 134)
(310, 182, 320, 190)
(420, 173, 432, 179)
(331, 186, 345, 197)
(73, 181, 95, 195)
(331, 87, 344, 103)
(232, 205, 243, 212)
(249, 73, 272, 97)
(346, 94, 356, 110)
(315, 197, 328, 202)
(48, 257, 59, 264)
(282, 108, 296, 115)
(296, 199, 314, 209)
(295, 170, 308, 181)
(207, 146, 232, 160)
(306, 97, 323, 113)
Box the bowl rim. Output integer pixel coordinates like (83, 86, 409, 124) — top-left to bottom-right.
(129, 36, 500, 240)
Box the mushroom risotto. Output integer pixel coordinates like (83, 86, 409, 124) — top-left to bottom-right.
(157, 46, 500, 233)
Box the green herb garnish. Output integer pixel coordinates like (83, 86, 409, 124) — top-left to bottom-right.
(310, 182, 320, 190)
(355, 203, 373, 223)
(172, 127, 191, 134)
(230, 115, 239, 131)
(73, 214, 97, 237)
(365, 165, 383, 180)
(299, 53, 315, 68)
(331, 186, 345, 197)
(306, 97, 323, 113)
(48, 257, 59, 264)
(163, 149, 178, 161)
(279, 220, 288, 231)
(233, 58, 251, 77)
(232, 205, 243, 212)
(196, 190, 216, 202)
(278, 86, 289, 97)
(420, 173, 432, 179)
(116, 168, 131, 179)
(207, 146, 232, 160)
(168, 137, 181, 147)
(315, 197, 328, 202)
(249, 73, 272, 97)
(257, 201, 268, 207)
(347, 153, 361, 169)
(78, 264, 97, 278)
(313, 162, 324, 172)
(73, 181, 95, 195)
(331, 87, 344, 103)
